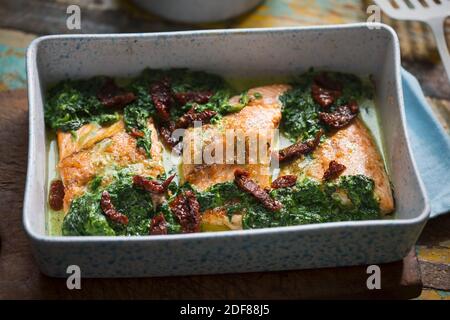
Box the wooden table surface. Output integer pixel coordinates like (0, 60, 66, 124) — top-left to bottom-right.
(0, 0, 449, 300)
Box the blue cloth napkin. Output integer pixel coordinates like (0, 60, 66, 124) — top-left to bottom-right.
(402, 69, 450, 217)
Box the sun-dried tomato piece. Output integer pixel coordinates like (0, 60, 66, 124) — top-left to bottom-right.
(278, 130, 323, 163)
(133, 174, 175, 194)
(100, 191, 129, 225)
(170, 190, 201, 233)
(319, 101, 359, 129)
(314, 73, 342, 91)
(150, 79, 174, 121)
(48, 179, 65, 211)
(311, 84, 341, 109)
(174, 91, 213, 105)
(311, 73, 342, 109)
(157, 121, 181, 149)
(129, 127, 145, 138)
(234, 169, 282, 211)
(97, 78, 136, 108)
(175, 108, 217, 129)
(323, 160, 346, 181)
(271, 175, 297, 189)
(149, 214, 168, 235)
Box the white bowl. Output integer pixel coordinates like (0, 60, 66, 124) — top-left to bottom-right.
(131, 0, 264, 23)
(25, 24, 430, 277)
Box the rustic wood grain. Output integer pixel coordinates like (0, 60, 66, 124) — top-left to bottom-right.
(0, 0, 191, 34)
(419, 261, 450, 290)
(403, 60, 450, 101)
(416, 214, 450, 292)
(0, 89, 424, 300)
(426, 98, 450, 133)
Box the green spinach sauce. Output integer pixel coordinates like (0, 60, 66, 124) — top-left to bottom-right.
(63, 173, 380, 236)
(280, 70, 372, 142)
(63, 171, 150, 236)
(44, 69, 244, 158)
(196, 175, 379, 230)
(44, 77, 120, 132)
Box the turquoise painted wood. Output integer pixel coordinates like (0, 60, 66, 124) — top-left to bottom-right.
(0, 43, 27, 90)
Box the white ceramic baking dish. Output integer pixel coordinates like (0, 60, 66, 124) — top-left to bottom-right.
(25, 23, 430, 277)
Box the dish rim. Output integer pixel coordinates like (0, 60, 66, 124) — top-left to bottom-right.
(24, 22, 431, 243)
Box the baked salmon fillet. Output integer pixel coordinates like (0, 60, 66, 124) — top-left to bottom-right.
(181, 84, 291, 231)
(181, 84, 291, 191)
(280, 119, 394, 215)
(58, 119, 165, 212)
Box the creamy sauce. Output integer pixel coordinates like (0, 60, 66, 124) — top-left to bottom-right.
(46, 131, 64, 235)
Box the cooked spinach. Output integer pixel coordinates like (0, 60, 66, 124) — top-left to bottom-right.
(243, 175, 380, 229)
(62, 171, 155, 236)
(62, 191, 116, 236)
(156, 68, 239, 122)
(136, 127, 153, 157)
(195, 175, 380, 230)
(280, 83, 324, 142)
(280, 70, 372, 142)
(88, 175, 103, 192)
(126, 68, 236, 121)
(158, 202, 182, 234)
(196, 182, 248, 218)
(123, 99, 153, 157)
(45, 69, 239, 156)
(62, 170, 380, 236)
(122, 69, 239, 149)
(44, 78, 120, 131)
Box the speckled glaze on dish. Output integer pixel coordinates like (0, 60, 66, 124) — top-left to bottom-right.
(25, 24, 430, 277)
